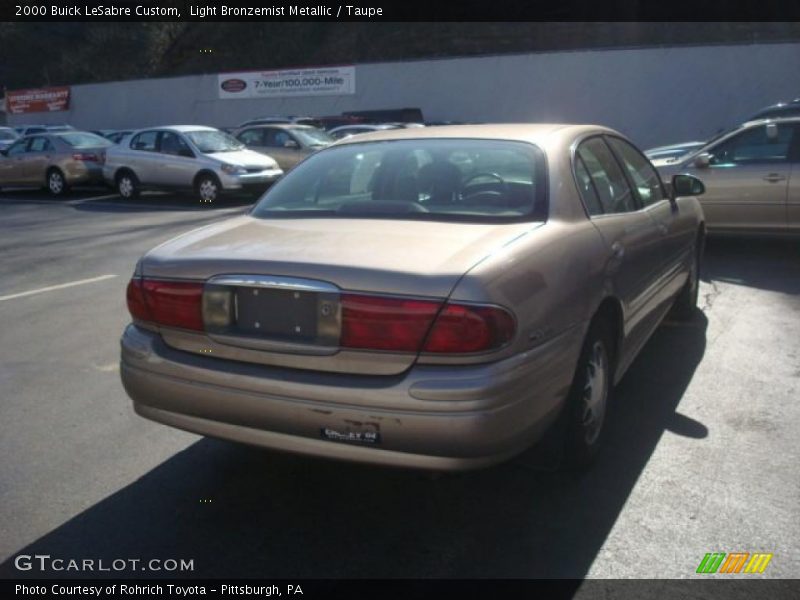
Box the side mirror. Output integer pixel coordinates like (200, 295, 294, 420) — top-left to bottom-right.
(0, 149, 7, 157)
(179, 148, 194, 158)
(693, 153, 711, 169)
(284, 139, 299, 149)
(672, 174, 706, 198)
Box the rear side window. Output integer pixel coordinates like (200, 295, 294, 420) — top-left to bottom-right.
(131, 131, 158, 152)
(574, 157, 604, 216)
(576, 137, 636, 214)
(607, 137, 665, 207)
(28, 137, 54, 152)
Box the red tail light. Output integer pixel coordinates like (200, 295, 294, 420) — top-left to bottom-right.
(340, 293, 515, 354)
(126, 278, 150, 322)
(341, 294, 440, 352)
(72, 152, 99, 162)
(126, 277, 204, 331)
(423, 304, 515, 353)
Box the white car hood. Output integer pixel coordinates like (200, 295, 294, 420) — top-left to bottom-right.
(206, 149, 279, 169)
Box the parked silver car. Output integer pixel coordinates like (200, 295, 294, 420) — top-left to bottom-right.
(120, 124, 706, 471)
(654, 117, 800, 234)
(103, 126, 284, 202)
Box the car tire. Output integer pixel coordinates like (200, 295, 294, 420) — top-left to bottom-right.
(671, 235, 702, 321)
(563, 320, 613, 469)
(116, 171, 140, 199)
(196, 173, 221, 203)
(47, 168, 69, 197)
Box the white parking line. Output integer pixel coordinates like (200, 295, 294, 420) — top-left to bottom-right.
(0, 274, 118, 302)
(66, 194, 121, 206)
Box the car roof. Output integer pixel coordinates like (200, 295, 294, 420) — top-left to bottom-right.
(237, 123, 319, 131)
(331, 123, 610, 146)
(140, 125, 219, 133)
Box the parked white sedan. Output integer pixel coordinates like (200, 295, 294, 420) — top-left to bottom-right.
(103, 125, 284, 202)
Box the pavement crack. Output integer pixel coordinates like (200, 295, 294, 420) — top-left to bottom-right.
(700, 280, 721, 312)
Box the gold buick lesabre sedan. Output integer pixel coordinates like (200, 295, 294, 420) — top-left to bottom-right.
(120, 124, 706, 471)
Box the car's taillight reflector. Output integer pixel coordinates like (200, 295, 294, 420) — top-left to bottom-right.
(126, 278, 150, 322)
(126, 277, 204, 331)
(423, 303, 515, 353)
(340, 294, 441, 352)
(340, 293, 515, 354)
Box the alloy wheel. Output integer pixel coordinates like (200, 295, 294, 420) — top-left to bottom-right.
(49, 172, 64, 195)
(581, 340, 609, 446)
(199, 178, 218, 202)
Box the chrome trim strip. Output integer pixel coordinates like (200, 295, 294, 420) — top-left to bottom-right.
(207, 274, 340, 294)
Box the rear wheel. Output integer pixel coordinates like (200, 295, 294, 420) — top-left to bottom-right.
(672, 236, 702, 320)
(563, 321, 613, 469)
(196, 173, 221, 203)
(116, 171, 140, 199)
(47, 169, 69, 197)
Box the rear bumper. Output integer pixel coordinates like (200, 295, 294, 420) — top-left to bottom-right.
(64, 162, 104, 185)
(120, 324, 583, 470)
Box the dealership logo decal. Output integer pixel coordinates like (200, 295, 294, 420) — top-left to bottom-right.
(696, 552, 773, 574)
(220, 78, 247, 93)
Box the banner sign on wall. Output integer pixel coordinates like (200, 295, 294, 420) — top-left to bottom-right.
(6, 86, 71, 114)
(218, 66, 356, 99)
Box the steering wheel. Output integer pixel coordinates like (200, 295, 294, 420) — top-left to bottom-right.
(460, 172, 508, 204)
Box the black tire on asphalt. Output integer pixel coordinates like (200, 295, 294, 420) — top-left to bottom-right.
(46, 168, 69, 197)
(195, 173, 221, 203)
(116, 171, 140, 200)
(671, 237, 702, 321)
(563, 320, 614, 469)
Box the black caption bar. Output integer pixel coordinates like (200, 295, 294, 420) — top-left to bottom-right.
(5, 579, 800, 600)
(3, 0, 800, 22)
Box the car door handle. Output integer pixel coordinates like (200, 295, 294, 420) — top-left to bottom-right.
(763, 173, 786, 183)
(611, 242, 625, 259)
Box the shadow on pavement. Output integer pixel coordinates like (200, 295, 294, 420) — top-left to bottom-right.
(1, 314, 708, 579)
(703, 237, 800, 296)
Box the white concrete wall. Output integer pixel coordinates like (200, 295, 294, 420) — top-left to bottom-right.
(9, 42, 800, 149)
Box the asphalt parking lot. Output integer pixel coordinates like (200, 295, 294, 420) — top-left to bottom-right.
(0, 188, 798, 580)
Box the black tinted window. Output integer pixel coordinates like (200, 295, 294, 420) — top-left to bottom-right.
(159, 132, 193, 156)
(576, 137, 636, 214)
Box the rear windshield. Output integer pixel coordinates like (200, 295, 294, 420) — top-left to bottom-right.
(251, 139, 547, 222)
(59, 132, 112, 148)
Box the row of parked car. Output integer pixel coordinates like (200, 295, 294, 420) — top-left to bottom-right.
(0, 115, 430, 201)
(2, 98, 800, 233)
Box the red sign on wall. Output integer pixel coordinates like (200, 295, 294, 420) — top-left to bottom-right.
(6, 86, 71, 114)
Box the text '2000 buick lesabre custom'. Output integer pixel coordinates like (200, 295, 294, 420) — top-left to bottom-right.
(120, 124, 707, 471)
